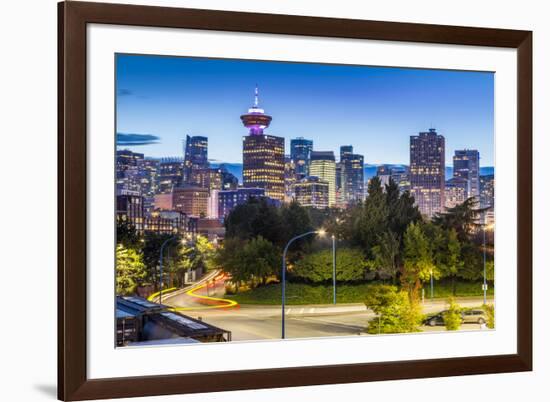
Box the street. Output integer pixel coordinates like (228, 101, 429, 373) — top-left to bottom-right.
(162, 273, 493, 341)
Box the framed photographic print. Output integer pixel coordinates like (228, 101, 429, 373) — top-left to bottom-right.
(58, 1, 532, 400)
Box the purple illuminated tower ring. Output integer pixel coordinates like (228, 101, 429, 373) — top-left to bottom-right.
(240, 86, 272, 135)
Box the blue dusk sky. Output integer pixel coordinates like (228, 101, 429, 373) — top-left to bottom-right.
(116, 54, 494, 166)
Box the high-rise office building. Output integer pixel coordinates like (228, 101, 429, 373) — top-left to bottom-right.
(293, 176, 329, 209)
(218, 188, 266, 218)
(453, 149, 480, 199)
(241, 87, 285, 201)
(480, 174, 495, 208)
(116, 189, 144, 233)
(190, 167, 223, 191)
(340, 145, 364, 204)
(155, 187, 209, 217)
(410, 128, 446, 217)
(284, 156, 297, 202)
(445, 177, 468, 208)
(376, 165, 410, 194)
(218, 165, 239, 190)
(309, 151, 336, 207)
(157, 157, 184, 194)
(290, 137, 313, 178)
(116, 150, 144, 193)
(183, 135, 208, 184)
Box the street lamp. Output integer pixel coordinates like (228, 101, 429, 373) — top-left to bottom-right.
(159, 235, 185, 304)
(430, 269, 434, 299)
(281, 229, 325, 339)
(332, 234, 336, 305)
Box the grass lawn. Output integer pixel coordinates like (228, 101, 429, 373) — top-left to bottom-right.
(229, 280, 494, 305)
(423, 280, 494, 299)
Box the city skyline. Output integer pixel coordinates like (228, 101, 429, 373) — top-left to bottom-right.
(116, 54, 495, 166)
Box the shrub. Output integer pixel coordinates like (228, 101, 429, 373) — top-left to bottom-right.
(365, 284, 422, 334)
(292, 248, 368, 283)
(483, 304, 495, 329)
(442, 298, 463, 330)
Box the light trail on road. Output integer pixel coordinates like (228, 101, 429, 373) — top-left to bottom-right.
(169, 282, 239, 312)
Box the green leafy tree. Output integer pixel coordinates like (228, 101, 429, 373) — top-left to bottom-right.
(364, 284, 422, 334)
(351, 177, 389, 255)
(241, 236, 279, 285)
(142, 232, 177, 289)
(116, 244, 146, 295)
(116, 219, 141, 249)
(443, 298, 463, 330)
(433, 197, 481, 242)
(217, 236, 279, 288)
(483, 304, 495, 329)
(458, 241, 483, 281)
(370, 230, 400, 280)
(402, 222, 438, 301)
(225, 197, 285, 245)
(292, 248, 367, 283)
(432, 228, 464, 295)
(386, 179, 422, 236)
(280, 200, 313, 253)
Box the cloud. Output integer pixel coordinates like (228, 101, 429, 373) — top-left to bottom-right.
(118, 88, 133, 96)
(116, 133, 160, 146)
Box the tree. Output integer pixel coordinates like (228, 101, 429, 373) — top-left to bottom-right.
(116, 244, 146, 295)
(433, 197, 481, 242)
(431, 228, 464, 295)
(280, 200, 313, 253)
(483, 304, 495, 329)
(442, 298, 463, 330)
(386, 179, 422, 236)
(458, 240, 483, 281)
(370, 230, 400, 280)
(352, 177, 389, 255)
(216, 236, 279, 288)
(141, 232, 176, 289)
(116, 219, 141, 249)
(402, 222, 437, 301)
(225, 197, 285, 245)
(241, 236, 279, 285)
(193, 235, 216, 272)
(292, 248, 368, 283)
(364, 284, 422, 334)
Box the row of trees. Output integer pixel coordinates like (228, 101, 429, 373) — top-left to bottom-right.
(218, 178, 493, 298)
(116, 221, 215, 295)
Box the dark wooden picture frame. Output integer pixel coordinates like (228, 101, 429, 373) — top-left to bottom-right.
(58, 1, 532, 400)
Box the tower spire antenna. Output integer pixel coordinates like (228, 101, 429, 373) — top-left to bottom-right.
(254, 84, 259, 107)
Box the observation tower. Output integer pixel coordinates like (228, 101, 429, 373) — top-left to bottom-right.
(240, 86, 272, 135)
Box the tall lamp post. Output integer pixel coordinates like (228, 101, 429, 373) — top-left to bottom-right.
(430, 269, 434, 299)
(332, 234, 336, 305)
(159, 235, 182, 304)
(281, 229, 325, 339)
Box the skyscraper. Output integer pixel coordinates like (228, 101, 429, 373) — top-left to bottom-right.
(241, 87, 285, 201)
(284, 156, 297, 202)
(290, 137, 313, 178)
(410, 128, 445, 217)
(218, 188, 267, 218)
(183, 135, 208, 185)
(445, 177, 468, 208)
(309, 151, 336, 207)
(293, 176, 329, 209)
(157, 157, 184, 194)
(340, 145, 364, 204)
(453, 149, 480, 199)
(116, 149, 144, 193)
(480, 174, 494, 208)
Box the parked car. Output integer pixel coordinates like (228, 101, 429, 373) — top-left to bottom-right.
(461, 308, 487, 324)
(424, 310, 460, 327)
